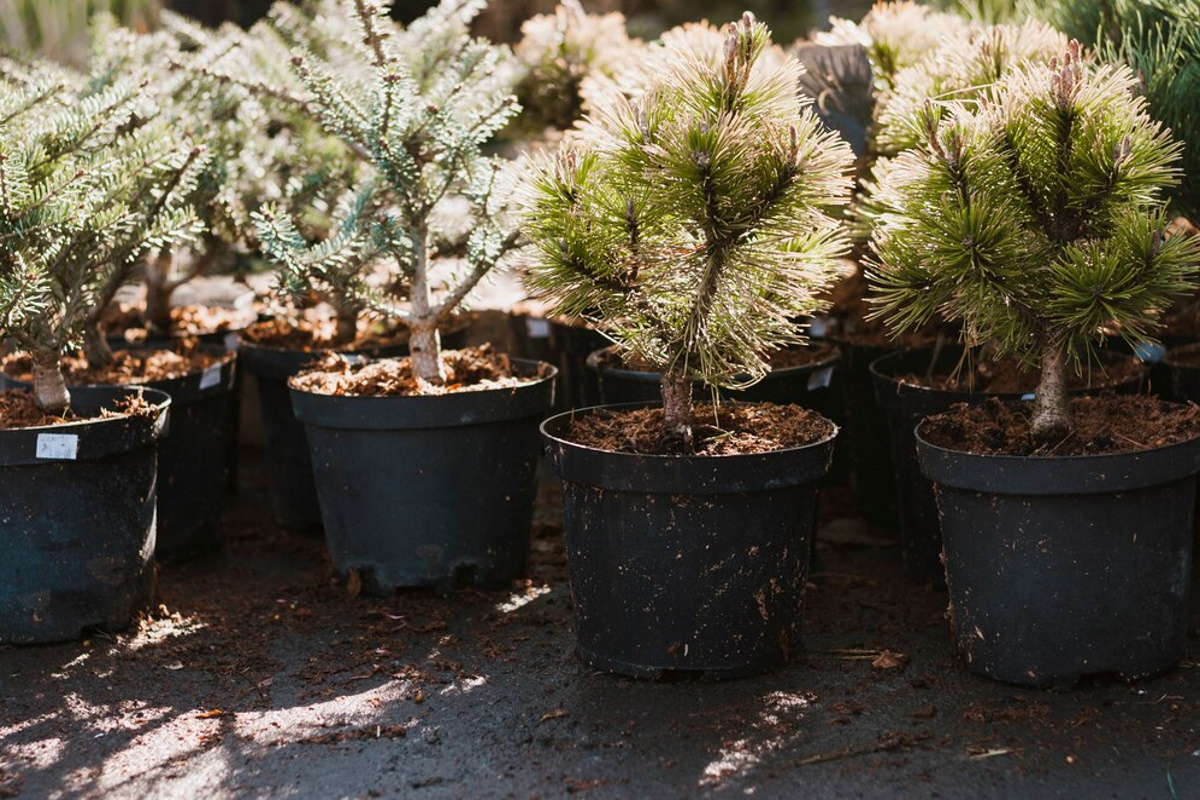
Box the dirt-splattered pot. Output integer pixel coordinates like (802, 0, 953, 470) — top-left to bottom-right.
(288, 352, 557, 594)
(0, 386, 170, 644)
(870, 346, 1147, 585)
(541, 402, 838, 679)
(915, 396, 1200, 688)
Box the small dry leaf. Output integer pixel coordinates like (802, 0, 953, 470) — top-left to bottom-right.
(197, 709, 226, 719)
(871, 650, 908, 670)
(164, 661, 184, 671)
(539, 708, 569, 723)
(346, 569, 363, 598)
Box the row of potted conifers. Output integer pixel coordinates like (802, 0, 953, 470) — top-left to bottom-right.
(6, 332, 1200, 692)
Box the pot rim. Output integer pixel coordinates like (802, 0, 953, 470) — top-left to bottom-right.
(914, 404, 1200, 495)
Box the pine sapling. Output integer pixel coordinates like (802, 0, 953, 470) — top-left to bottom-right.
(521, 14, 854, 451)
(868, 41, 1200, 442)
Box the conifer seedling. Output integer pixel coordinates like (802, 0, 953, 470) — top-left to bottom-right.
(868, 41, 1200, 442)
(521, 14, 854, 451)
(251, 0, 521, 383)
(0, 60, 205, 414)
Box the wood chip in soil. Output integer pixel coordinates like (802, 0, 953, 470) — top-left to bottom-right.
(289, 345, 547, 397)
(566, 403, 835, 456)
(920, 395, 1200, 457)
(2, 343, 227, 385)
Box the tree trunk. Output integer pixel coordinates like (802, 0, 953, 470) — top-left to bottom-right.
(82, 322, 114, 370)
(409, 318, 443, 385)
(144, 250, 175, 336)
(1030, 335, 1073, 443)
(32, 352, 71, 415)
(660, 365, 695, 452)
(333, 308, 359, 347)
(407, 223, 445, 385)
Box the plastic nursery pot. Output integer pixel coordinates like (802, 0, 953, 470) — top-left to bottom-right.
(290, 359, 557, 594)
(586, 344, 842, 420)
(915, 415, 1200, 688)
(871, 347, 1146, 585)
(115, 343, 238, 559)
(3, 346, 237, 559)
(816, 330, 901, 528)
(0, 386, 170, 644)
(236, 325, 466, 532)
(546, 318, 608, 411)
(1164, 342, 1200, 403)
(541, 403, 838, 679)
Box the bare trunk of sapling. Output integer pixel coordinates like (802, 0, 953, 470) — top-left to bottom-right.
(32, 352, 71, 414)
(333, 307, 359, 347)
(143, 249, 175, 335)
(407, 223, 446, 384)
(1030, 333, 1072, 443)
(82, 320, 115, 370)
(661, 364, 695, 452)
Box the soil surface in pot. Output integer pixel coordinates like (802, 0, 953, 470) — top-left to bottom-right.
(895, 351, 1145, 393)
(241, 313, 472, 353)
(289, 345, 548, 397)
(565, 403, 835, 456)
(0, 387, 162, 430)
(921, 395, 1200, 457)
(2, 344, 227, 386)
(103, 302, 256, 341)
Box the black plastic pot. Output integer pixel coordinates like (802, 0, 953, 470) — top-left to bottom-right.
(547, 318, 608, 411)
(587, 344, 843, 422)
(290, 359, 556, 593)
(916, 418, 1200, 688)
(817, 332, 900, 527)
(3, 347, 237, 558)
(541, 404, 837, 679)
(871, 347, 1146, 584)
(0, 386, 170, 644)
(1165, 342, 1200, 402)
(139, 348, 238, 558)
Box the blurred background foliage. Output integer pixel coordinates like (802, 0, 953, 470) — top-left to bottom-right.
(0, 0, 875, 64)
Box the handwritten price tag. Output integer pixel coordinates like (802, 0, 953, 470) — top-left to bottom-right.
(36, 433, 79, 460)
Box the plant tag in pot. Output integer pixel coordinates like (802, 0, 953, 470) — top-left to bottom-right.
(199, 365, 223, 390)
(36, 433, 78, 460)
(808, 367, 834, 391)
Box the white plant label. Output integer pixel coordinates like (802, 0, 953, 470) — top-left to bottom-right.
(807, 317, 829, 338)
(807, 367, 834, 391)
(199, 365, 223, 390)
(36, 433, 79, 460)
(223, 333, 240, 352)
(525, 318, 551, 339)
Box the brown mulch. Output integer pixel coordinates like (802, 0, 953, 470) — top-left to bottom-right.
(0, 387, 163, 431)
(289, 345, 549, 397)
(104, 302, 256, 340)
(2, 343, 227, 386)
(565, 402, 836, 456)
(898, 352, 1146, 394)
(919, 395, 1200, 457)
